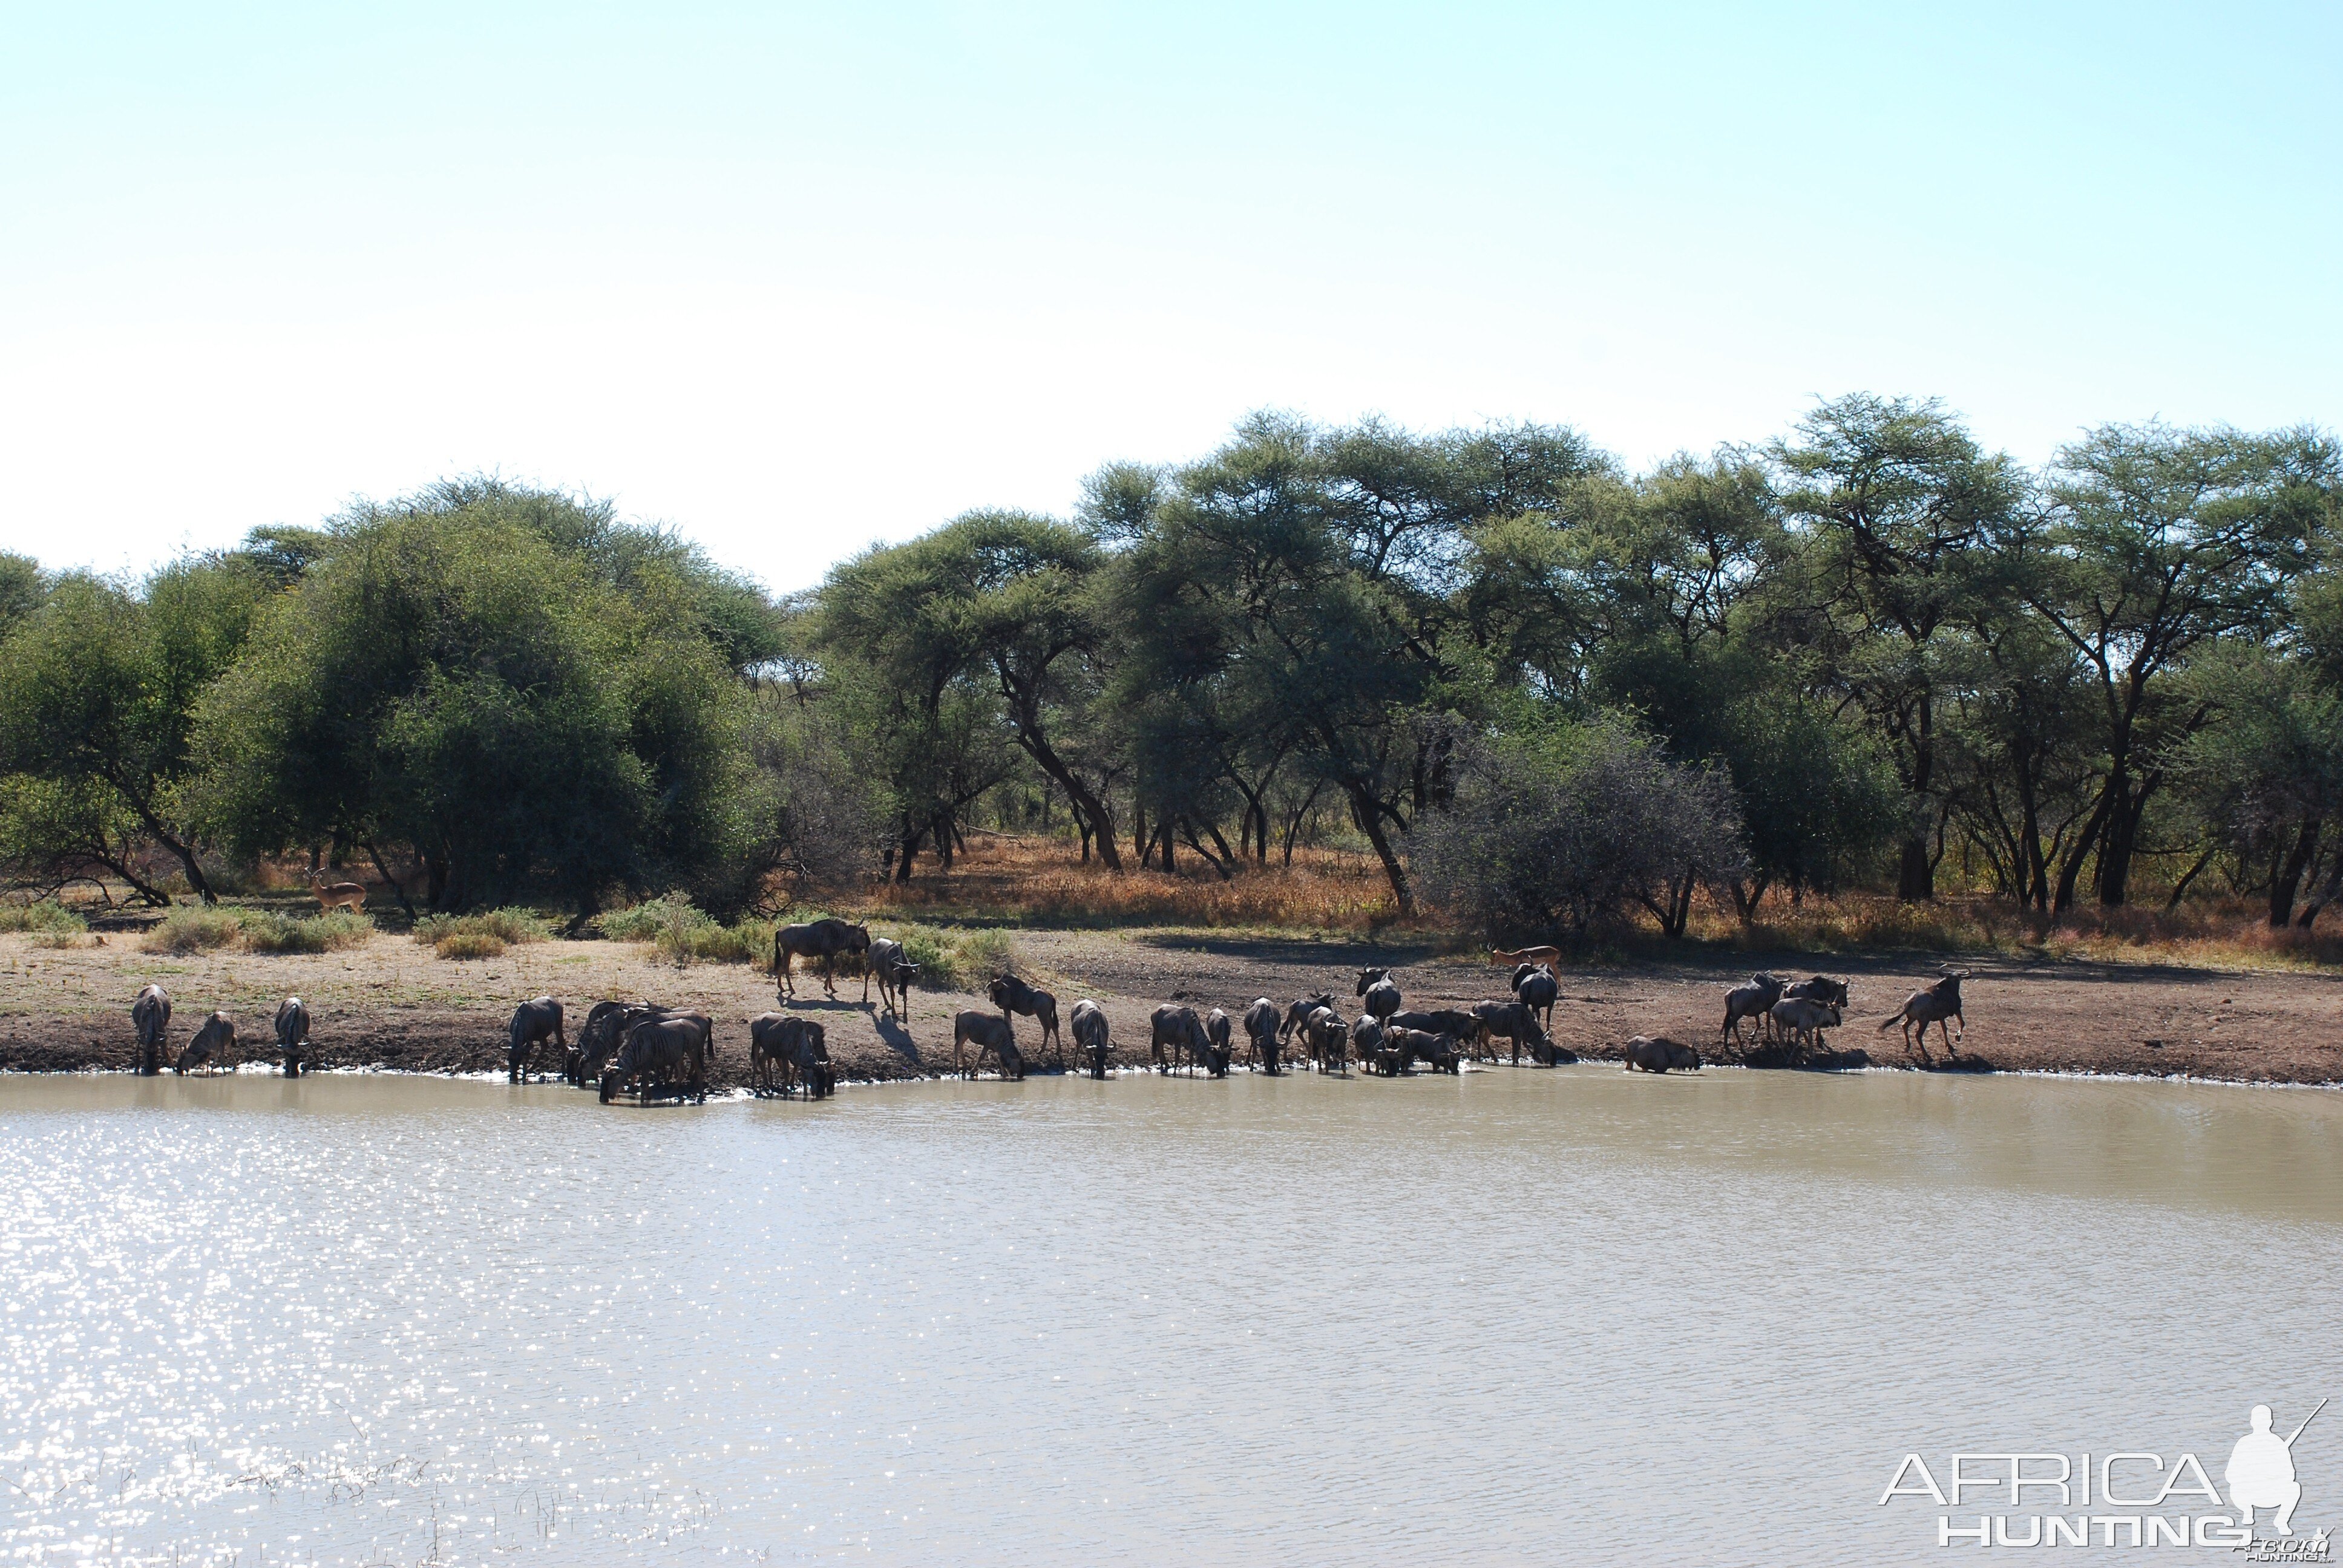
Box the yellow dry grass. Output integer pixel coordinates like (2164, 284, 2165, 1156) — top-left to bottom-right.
(863, 835, 1403, 933)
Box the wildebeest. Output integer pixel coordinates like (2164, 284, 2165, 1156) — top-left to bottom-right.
(1881, 967, 1970, 1057)
(867, 937, 920, 1019)
(1389, 1027, 1462, 1074)
(599, 1012, 713, 1103)
(1389, 1008, 1489, 1059)
(1470, 999, 1571, 1065)
(131, 983, 171, 1077)
(1720, 972, 1785, 1047)
(1349, 1013, 1385, 1063)
(1305, 1006, 1350, 1074)
(990, 974, 1063, 1065)
(1622, 1035, 1702, 1074)
(1513, 965, 1560, 1031)
(1242, 998, 1282, 1074)
(1280, 993, 1334, 1045)
(507, 996, 565, 1083)
(571, 1000, 661, 1085)
(274, 995, 310, 1077)
(773, 918, 871, 1001)
(1355, 968, 1402, 1022)
(175, 1012, 235, 1076)
(1784, 975, 1850, 1010)
(1070, 999, 1112, 1078)
(750, 1013, 834, 1097)
(952, 1009, 1023, 1080)
(1490, 944, 1562, 970)
(1769, 996, 1842, 1056)
(1205, 1007, 1233, 1064)
(1150, 1004, 1226, 1077)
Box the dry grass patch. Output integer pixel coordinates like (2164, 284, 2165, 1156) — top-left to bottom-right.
(433, 931, 508, 961)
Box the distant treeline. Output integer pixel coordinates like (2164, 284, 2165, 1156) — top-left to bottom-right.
(3, 394, 2339, 937)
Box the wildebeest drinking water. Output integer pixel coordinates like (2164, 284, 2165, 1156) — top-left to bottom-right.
(175, 1012, 235, 1076)
(1242, 998, 1282, 1073)
(773, 918, 871, 1001)
(1070, 999, 1112, 1077)
(1472, 998, 1564, 1065)
(1150, 1004, 1227, 1076)
(599, 1012, 712, 1103)
(952, 1010, 1023, 1080)
(569, 1001, 670, 1086)
(989, 974, 1063, 1065)
(131, 984, 170, 1077)
(274, 995, 310, 1077)
(507, 996, 565, 1083)
(1388, 1008, 1490, 1060)
(1305, 1005, 1350, 1074)
(749, 1013, 833, 1097)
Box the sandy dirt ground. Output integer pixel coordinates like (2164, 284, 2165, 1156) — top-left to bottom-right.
(1, 926, 2340, 1088)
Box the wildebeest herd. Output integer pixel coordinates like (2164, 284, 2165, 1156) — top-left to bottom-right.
(122, 902, 1977, 1102)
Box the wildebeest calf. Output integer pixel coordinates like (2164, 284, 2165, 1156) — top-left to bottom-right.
(953, 1010, 1023, 1080)
(131, 983, 171, 1077)
(175, 1012, 235, 1076)
(508, 996, 564, 1083)
(1768, 997, 1842, 1056)
(1389, 1027, 1462, 1074)
(274, 995, 310, 1077)
(1070, 999, 1112, 1078)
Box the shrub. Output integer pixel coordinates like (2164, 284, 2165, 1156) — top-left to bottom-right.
(241, 909, 373, 955)
(414, 907, 553, 946)
(145, 905, 246, 953)
(592, 895, 695, 943)
(0, 901, 87, 936)
(890, 923, 1020, 991)
(1412, 717, 1749, 943)
(434, 931, 508, 960)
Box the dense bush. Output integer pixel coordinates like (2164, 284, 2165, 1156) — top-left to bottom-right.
(414, 907, 552, 947)
(1412, 719, 1748, 942)
(0, 900, 87, 935)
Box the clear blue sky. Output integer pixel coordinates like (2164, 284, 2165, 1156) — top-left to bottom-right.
(2, 2, 2336, 590)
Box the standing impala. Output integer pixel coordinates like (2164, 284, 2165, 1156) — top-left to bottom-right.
(310, 873, 367, 913)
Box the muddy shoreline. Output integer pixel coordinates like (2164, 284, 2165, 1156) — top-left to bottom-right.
(3, 927, 2340, 1088)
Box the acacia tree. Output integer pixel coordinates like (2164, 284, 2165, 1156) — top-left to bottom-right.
(811, 512, 1119, 872)
(1774, 395, 2021, 900)
(0, 560, 265, 903)
(2011, 423, 2337, 907)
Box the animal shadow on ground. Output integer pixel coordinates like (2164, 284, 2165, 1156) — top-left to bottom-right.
(873, 1013, 922, 1065)
(779, 996, 860, 1013)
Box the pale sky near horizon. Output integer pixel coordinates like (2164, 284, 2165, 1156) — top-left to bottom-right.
(2, 2, 2336, 593)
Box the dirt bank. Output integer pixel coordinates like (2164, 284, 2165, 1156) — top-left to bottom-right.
(1, 928, 2339, 1087)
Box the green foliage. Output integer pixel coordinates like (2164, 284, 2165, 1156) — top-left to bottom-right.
(194, 481, 771, 915)
(413, 907, 553, 946)
(0, 900, 86, 935)
(888, 923, 1019, 990)
(433, 930, 506, 960)
(240, 908, 373, 954)
(145, 905, 245, 953)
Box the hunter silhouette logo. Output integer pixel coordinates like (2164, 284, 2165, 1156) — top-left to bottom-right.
(1878, 1396, 2330, 1551)
(2229, 1400, 2322, 1537)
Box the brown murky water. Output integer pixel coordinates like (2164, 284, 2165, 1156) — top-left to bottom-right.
(4, 1066, 2339, 1564)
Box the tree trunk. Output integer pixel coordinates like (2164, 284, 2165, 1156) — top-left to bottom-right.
(2295, 843, 2342, 929)
(2164, 845, 2217, 912)
(1346, 783, 1413, 916)
(2052, 783, 2115, 915)
(2269, 819, 2321, 928)
(1895, 836, 1933, 902)
(2095, 782, 2147, 907)
(364, 839, 419, 921)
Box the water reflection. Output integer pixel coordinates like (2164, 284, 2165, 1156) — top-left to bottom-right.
(2, 1068, 2339, 1564)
